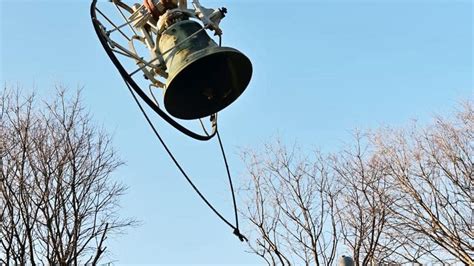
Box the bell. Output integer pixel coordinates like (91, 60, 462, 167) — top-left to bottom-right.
(159, 20, 252, 120)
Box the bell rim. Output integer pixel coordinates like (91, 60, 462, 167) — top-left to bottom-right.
(163, 47, 253, 120)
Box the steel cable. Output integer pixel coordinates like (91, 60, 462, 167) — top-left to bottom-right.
(90, 0, 246, 241)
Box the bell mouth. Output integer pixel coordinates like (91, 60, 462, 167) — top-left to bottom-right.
(164, 47, 253, 120)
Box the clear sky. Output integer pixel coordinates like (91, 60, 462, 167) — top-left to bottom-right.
(1, 0, 472, 264)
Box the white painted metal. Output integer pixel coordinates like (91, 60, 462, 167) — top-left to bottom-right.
(95, 0, 225, 89)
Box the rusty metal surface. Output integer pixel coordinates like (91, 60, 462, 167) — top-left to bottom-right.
(158, 20, 252, 119)
(159, 20, 217, 75)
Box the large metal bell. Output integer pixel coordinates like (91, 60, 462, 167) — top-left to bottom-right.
(159, 20, 252, 120)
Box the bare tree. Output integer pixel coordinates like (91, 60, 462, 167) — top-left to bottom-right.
(0, 86, 137, 265)
(240, 141, 339, 265)
(240, 101, 473, 265)
(330, 133, 399, 265)
(372, 102, 473, 265)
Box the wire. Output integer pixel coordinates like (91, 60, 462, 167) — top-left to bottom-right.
(91, 0, 246, 241)
(124, 78, 246, 241)
(199, 118, 210, 136)
(91, 1, 216, 141)
(149, 84, 160, 106)
(216, 131, 239, 230)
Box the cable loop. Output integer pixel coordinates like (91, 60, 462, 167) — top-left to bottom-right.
(90, 0, 245, 242)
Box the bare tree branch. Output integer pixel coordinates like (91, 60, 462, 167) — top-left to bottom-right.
(0, 86, 138, 264)
(240, 101, 473, 265)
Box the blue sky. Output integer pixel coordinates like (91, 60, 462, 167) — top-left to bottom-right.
(1, 0, 472, 264)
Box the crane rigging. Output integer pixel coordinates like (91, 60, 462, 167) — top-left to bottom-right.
(90, 0, 253, 241)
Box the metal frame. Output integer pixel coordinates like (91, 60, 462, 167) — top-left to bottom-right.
(91, 0, 247, 241)
(91, 0, 223, 141)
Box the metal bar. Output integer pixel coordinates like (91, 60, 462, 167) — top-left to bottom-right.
(141, 29, 156, 53)
(127, 38, 167, 79)
(110, 40, 142, 61)
(107, 13, 142, 35)
(110, 0, 134, 13)
(114, 3, 139, 36)
(96, 7, 131, 41)
(111, 39, 166, 85)
(112, 48, 137, 59)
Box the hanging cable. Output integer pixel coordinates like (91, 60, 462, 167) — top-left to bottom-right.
(124, 78, 246, 241)
(199, 118, 210, 136)
(91, 1, 216, 141)
(216, 130, 246, 241)
(90, 0, 246, 241)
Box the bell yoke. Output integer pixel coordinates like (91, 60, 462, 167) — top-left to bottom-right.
(141, 0, 252, 120)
